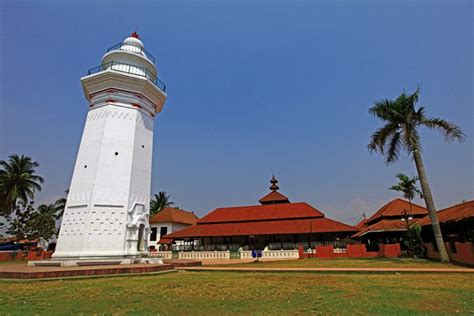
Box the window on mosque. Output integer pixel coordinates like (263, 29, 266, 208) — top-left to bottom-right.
(160, 226, 168, 237)
(150, 227, 157, 241)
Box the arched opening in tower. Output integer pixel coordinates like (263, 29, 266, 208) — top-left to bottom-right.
(137, 224, 146, 252)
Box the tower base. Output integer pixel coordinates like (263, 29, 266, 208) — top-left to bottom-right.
(28, 256, 163, 267)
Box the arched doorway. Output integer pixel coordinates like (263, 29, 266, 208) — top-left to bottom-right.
(137, 224, 145, 251)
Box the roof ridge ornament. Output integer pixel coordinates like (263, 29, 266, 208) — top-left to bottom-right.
(269, 174, 279, 192)
(131, 31, 140, 39)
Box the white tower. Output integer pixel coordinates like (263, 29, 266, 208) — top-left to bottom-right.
(52, 33, 167, 263)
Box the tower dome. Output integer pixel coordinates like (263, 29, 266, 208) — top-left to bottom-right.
(83, 32, 167, 110)
(99, 32, 160, 90)
(123, 32, 144, 48)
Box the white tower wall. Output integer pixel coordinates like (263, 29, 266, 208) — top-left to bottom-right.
(53, 34, 166, 261)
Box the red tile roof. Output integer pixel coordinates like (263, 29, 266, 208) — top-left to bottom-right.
(365, 198, 428, 224)
(352, 218, 409, 238)
(197, 202, 324, 224)
(149, 207, 198, 225)
(355, 218, 369, 229)
(417, 200, 474, 226)
(258, 191, 290, 204)
(158, 237, 173, 244)
(165, 217, 357, 238)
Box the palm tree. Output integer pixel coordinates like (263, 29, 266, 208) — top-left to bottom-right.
(150, 191, 175, 215)
(54, 190, 69, 220)
(368, 87, 465, 262)
(54, 197, 67, 220)
(33, 203, 60, 240)
(0, 155, 44, 216)
(390, 173, 423, 256)
(390, 173, 423, 214)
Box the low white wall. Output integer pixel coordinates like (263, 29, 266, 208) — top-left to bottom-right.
(262, 250, 299, 259)
(240, 250, 252, 259)
(179, 251, 230, 260)
(150, 249, 300, 260)
(149, 251, 172, 259)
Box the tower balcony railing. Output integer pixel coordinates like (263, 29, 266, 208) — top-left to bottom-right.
(87, 61, 166, 92)
(106, 42, 156, 63)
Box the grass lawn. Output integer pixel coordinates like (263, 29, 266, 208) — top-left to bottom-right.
(214, 257, 460, 269)
(0, 260, 25, 265)
(0, 271, 473, 315)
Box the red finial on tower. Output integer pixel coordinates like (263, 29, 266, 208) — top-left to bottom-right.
(131, 32, 140, 39)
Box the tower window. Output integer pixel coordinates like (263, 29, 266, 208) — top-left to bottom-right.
(84, 165, 87, 168)
(115, 152, 119, 156)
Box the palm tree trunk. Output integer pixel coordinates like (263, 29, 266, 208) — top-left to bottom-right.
(412, 149, 450, 262)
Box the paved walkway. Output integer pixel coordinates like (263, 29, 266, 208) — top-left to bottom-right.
(0, 263, 175, 279)
(177, 266, 474, 273)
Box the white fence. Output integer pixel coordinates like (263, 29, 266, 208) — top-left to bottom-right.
(240, 251, 253, 259)
(262, 249, 299, 259)
(178, 251, 230, 260)
(149, 251, 172, 259)
(149, 249, 300, 260)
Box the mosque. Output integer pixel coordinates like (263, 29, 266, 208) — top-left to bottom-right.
(163, 176, 358, 255)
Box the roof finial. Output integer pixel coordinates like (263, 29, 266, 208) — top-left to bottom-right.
(269, 174, 279, 192)
(131, 31, 140, 39)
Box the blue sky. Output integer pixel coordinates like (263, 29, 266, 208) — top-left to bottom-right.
(0, 0, 472, 224)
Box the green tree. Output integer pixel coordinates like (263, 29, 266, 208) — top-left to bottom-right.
(389, 173, 423, 213)
(0, 215, 12, 239)
(405, 223, 425, 258)
(7, 201, 36, 239)
(30, 204, 59, 240)
(390, 173, 423, 256)
(54, 191, 68, 235)
(150, 191, 175, 215)
(368, 87, 465, 262)
(54, 191, 68, 221)
(0, 155, 44, 216)
(7, 202, 58, 241)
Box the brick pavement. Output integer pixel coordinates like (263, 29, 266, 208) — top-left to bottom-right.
(0, 262, 175, 279)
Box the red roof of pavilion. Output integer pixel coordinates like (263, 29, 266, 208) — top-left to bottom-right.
(158, 237, 174, 244)
(197, 202, 324, 224)
(164, 176, 357, 240)
(355, 218, 369, 229)
(365, 198, 428, 225)
(165, 217, 357, 238)
(416, 200, 474, 226)
(149, 207, 198, 225)
(258, 191, 290, 204)
(352, 218, 408, 238)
